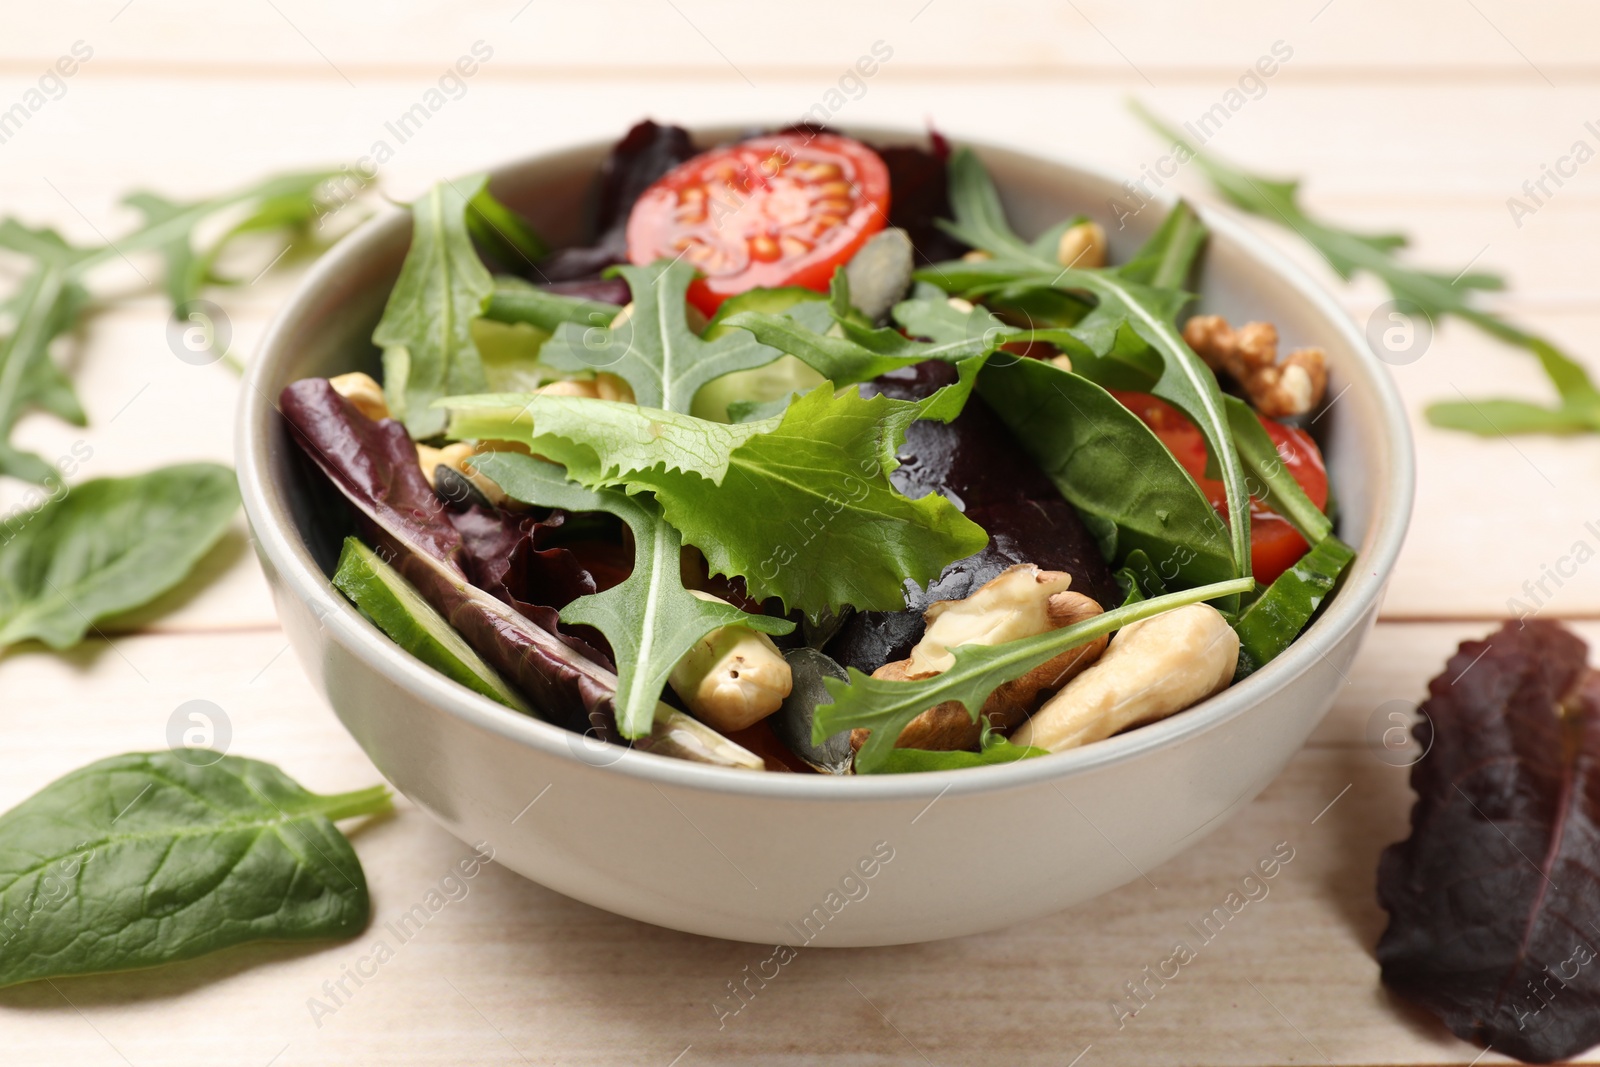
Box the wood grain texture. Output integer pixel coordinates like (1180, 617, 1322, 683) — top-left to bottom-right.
(0, 3, 1596, 1062)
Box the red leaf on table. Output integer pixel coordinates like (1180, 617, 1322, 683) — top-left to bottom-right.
(1377, 619, 1600, 1063)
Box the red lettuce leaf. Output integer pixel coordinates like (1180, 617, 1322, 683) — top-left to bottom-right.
(279, 378, 621, 736)
(1377, 619, 1600, 1063)
(535, 120, 695, 283)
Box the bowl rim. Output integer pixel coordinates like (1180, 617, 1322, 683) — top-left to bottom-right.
(237, 122, 1414, 802)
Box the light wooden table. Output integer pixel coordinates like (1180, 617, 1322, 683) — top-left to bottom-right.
(3, 3, 1595, 1063)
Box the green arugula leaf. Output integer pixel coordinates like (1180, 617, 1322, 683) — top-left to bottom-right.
(1224, 395, 1331, 546)
(538, 259, 785, 412)
(0, 463, 239, 650)
(875, 725, 1048, 773)
(1133, 102, 1600, 436)
(0, 246, 90, 482)
(467, 452, 793, 737)
(977, 356, 1235, 588)
(1233, 535, 1355, 677)
(0, 751, 389, 989)
(483, 281, 620, 334)
(445, 372, 990, 620)
(119, 171, 339, 308)
(819, 577, 1255, 773)
(373, 175, 495, 438)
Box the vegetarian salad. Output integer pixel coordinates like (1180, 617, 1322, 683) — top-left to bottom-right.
(281, 120, 1352, 775)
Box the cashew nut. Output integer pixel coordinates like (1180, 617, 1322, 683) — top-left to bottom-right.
(668, 591, 793, 732)
(1056, 221, 1107, 269)
(416, 441, 507, 506)
(853, 565, 1109, 752)
(329, 372, 388, 421)
(1011, 603, 1238, 753)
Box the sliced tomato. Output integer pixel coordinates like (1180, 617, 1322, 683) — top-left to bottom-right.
(1111, 391, 1329, 586)
(625, 132, 890, 315)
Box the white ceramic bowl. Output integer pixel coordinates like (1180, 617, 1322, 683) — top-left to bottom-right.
(237, 125, 1412, 946)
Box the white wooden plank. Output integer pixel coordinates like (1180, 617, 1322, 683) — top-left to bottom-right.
(0, 0, 1594, 78)
(1, 622, 1581, 1065)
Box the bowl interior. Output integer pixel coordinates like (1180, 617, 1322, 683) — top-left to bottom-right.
(243, 124, 1412, 797)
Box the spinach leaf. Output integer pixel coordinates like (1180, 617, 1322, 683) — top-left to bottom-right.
(978, 355, 1234, 589)
(918, 150, 1252, 585)
(1133, 103, 1600, 438)
(0, 752, 389, 989)
(538, 259, 786, 412)
(818, 577, 1254, 773)
(1232, 535, 1354, 677)
(470, 453, 793, 738)
(0, 463, 239, 651)
(373, 175, 495, 438)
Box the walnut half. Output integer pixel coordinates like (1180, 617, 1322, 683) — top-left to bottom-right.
(1182, 314, 1328, 418)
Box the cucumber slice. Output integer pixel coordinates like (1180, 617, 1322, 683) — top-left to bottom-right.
(332, 537, 529, 712)
(694, 287, 829, 421)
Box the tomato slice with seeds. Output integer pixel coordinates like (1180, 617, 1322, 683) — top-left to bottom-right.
(625, 132, 890, 315)
(1112, 391, 1329, 586)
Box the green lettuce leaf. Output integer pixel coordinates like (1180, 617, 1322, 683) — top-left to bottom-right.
(468, 452, 792, 737)
(373, 175, 495, 438)
(443, 369, 990, 620)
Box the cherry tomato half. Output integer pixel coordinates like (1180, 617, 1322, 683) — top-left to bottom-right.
(1111, 391, 1329, 586)
(625, 132, 891, 315)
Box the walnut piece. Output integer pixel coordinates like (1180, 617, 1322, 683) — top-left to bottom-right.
(1182, 314, 1328, 418)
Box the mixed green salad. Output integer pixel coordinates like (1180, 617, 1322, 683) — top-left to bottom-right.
(282, 120, 1351, 775)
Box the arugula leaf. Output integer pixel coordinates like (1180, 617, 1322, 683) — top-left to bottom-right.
(1133, 103, 1600, 437)
(0, 244, 90, 482)
(818, 577, 1255, 773)
(468, 452, 793, 737)
(918, 149, 1252, 584)
(1224, 395, 1331, 546)
(483, 282, 620, 334)
(445, 374, 991, 620)
(0, 463, 239, 650)
(0, 751, 389, 989)
(373, 175, 495, 438)
(875, 725, 1048, 774)
(725, 303, 1000, 387)
(976, 356, 1235, 588)
(1233, 535, 1354, 677)
(118, 171, 340, 308)
(538, 259, 785, 412)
